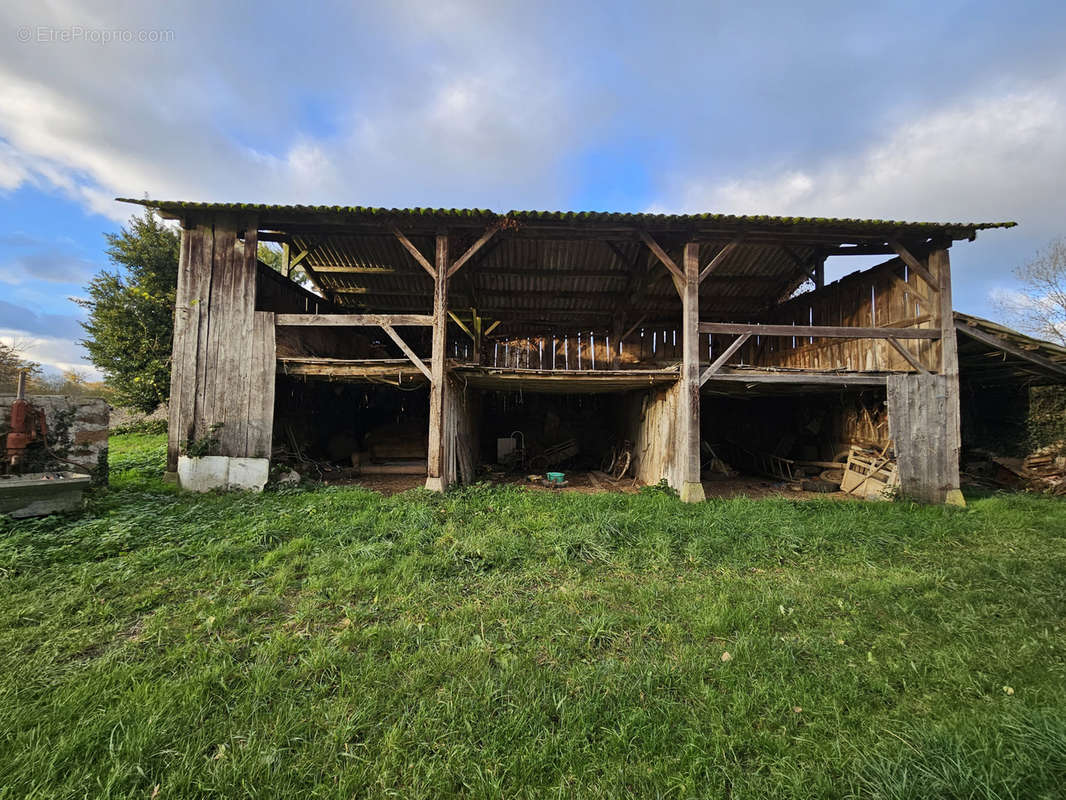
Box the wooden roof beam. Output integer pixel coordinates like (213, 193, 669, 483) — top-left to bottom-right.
(638, 230, 684, 294)
(448, 224, 499, 278)
(390, 225, 436, 279)
(699, 237, 745, 283)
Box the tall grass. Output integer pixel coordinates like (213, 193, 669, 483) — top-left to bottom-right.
(0, 434, 1063, 798)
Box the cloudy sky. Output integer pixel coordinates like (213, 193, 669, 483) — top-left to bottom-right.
(2, 0, 1065, 377)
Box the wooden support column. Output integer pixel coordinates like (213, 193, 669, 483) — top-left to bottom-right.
(679, 242, 705, 502)
(933, 247, 964, 506)
(425, 233, 449, 491)
(886, 247, 963, 506)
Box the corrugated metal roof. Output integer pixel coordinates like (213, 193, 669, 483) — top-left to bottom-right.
(118, 196, 1017, 335)
(117, 197, 1015, 237)
(955, 312, 1066, 386)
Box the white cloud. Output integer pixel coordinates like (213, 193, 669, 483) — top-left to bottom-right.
(0, 330, 100, 379)
(0, 1, 586, 220)
(664, 78, 1066, 235)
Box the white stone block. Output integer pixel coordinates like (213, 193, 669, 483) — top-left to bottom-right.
(177, 456, 269, 492)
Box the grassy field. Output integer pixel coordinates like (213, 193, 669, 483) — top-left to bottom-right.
(0, 433, 1064, 798)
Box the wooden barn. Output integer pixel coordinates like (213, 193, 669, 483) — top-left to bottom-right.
(121, 199, 1016, 504)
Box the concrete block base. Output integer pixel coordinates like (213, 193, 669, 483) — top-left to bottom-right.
(679, 481, 706, 503)
(424, 476, 445, 492)
(0, 472, 92, 518)
(177, 456, 269, 492)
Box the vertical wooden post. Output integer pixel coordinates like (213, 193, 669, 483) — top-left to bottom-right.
(679, 242, 706, 502)
(933, 247, 964, 506)
(610, 317, 623, 369)
(425, 233, 449, 491)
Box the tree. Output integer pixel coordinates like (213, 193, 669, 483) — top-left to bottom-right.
(258, 242, 309, 287)
(0, 340, 42, 393)
(75, 209, 180, 413)
(996, 237, 1066, 346)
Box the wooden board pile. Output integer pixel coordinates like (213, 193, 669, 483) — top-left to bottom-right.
(962, 445, 1066, 494)
(840, 445, 898, 500)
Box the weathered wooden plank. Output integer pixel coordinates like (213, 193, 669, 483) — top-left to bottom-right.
(888, 372, 960, 504)
(276, 313, 434, 327)
(706, 371, 887, 386)
(698, 322, 940, 339)
(249, 311, 276, 457)
(627, 381, 682, 487)
(166, 224, 195, 471)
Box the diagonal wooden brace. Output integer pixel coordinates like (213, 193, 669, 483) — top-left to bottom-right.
(700, 333, 751, 385)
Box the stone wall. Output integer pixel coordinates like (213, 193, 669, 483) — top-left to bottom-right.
(0, 395, 110, 484)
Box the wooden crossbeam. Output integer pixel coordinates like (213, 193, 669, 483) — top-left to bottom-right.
(698, 322, 941, 339)
(391, 225, 436, 279)
(700, 333, 751, 385)
(276, 313, 434, 326)
(699, 238, 744, 284)
(381, 324, 432, 380)
(704, 371, 888, 386)
(313, 266, 399, 274)
(886, 337, 930, 374)
(448, 224, 498, 278)
(638, 231, 684, 285)
(889, 240, 939, 293)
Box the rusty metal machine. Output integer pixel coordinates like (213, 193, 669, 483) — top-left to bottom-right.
(5, 371, 47, 470)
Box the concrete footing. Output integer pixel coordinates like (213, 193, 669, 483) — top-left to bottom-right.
(177, 456, 269, 492)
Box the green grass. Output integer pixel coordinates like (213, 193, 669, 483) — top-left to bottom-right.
(0, 433, 1064, 798)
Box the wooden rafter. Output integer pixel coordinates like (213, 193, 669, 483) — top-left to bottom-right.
(391, 225, 436, 279)
(699, 238, 744, 284)
(638, 230, 684, 288)
(448, 224, 498, 278)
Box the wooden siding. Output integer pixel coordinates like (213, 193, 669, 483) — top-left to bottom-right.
(752, 256, 939, 372)
(167, 218, 276, 470)
(627, 382, 683, 488)
(887, 374, 962, 503)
